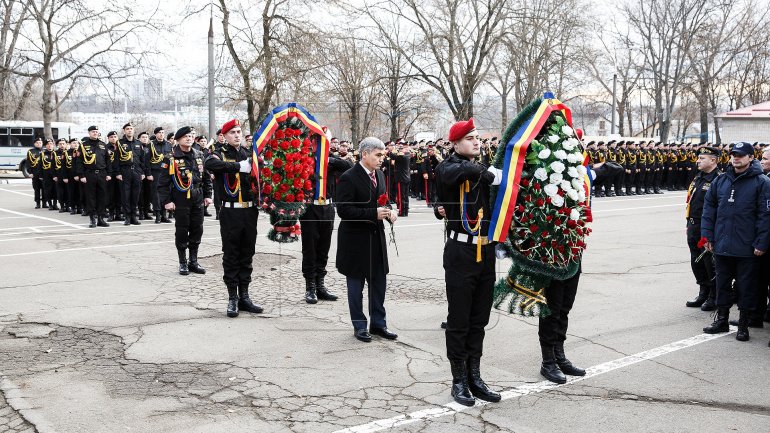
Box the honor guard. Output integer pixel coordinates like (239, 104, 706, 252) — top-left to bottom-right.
(148, 127, 174, 224)
(204, 119, 264, 318)
(76, 126, 113, 228)
(27, 137, 44, 208)
(158, 126, 213, 276)
(41, 138, 58, 210)
(115, 123, 148, 225)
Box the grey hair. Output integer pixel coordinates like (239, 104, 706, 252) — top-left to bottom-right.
(358, 137, 385, 155)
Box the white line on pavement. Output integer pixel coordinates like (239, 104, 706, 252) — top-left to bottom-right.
(0, 223, 222, 242)
(0, 236, 221, 257)
(593, 204, 681, 213)
(0, 207, 83, 229)
(0, 188, 33, 197)
(332, 329, 736, 433)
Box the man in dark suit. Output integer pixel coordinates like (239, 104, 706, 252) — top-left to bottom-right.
(336, 137, 398, 342)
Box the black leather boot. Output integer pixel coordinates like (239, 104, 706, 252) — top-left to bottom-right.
(701, 298, 716, 311)
(305, 278, 318, 304)
(238, 287, 263, 313)
(554, 343, 585, 376)
(97, 215, 110, 227)
(88, 215, 97, 228)
(450, 360, 475, 406)
(130, 215, 141, 225)
(177, 249, 189, 275)
(124, 216, 131, 226)
(187, 247, 206, 274)
(155, 212, 161, 224)
(160, 210, 171, 223)
(315, 275, 338, 301)
(467, 358, 501, 402)
(703, 307, 730, 334)
(227, 287, 239, 318)
(736, 310, 750, 342)
(540, 345, 567, 384)
(686, 287, 708, 308)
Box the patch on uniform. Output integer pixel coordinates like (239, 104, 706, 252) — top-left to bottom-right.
(161, 163, 168, 168)
(702, 183, 710, 191)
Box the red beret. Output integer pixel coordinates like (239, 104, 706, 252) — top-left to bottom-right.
(575, 128, 583, 140)
(221, 119, 241, 135)
(448, 118, 476, 142)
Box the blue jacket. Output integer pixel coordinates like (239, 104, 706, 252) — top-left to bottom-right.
(701, 160, 770, 257)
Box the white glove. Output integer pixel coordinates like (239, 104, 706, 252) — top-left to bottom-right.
(238, 159, 251, 173)
(487, 166, 503, 186)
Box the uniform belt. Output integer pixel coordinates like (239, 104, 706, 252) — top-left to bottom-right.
(447, 229, 489, 245)
(312, 198, 331, 205)
(224, 201, 252, 208)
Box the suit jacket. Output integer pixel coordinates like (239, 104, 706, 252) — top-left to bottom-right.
(335, 163, 389, 278)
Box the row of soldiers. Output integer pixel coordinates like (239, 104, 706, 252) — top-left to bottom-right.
(24, 123, 241, 228)
(585, 140, 766, 197)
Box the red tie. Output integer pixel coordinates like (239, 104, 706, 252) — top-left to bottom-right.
(369, 171, 377, 188)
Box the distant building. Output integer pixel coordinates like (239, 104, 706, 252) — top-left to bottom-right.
(716, 101, 770, 144)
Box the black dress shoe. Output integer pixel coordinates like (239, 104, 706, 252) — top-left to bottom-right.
(370, 327, 398, 340)
(97, 217, 110, 227)
(354, 329, 372, 342)
(440, 321, 447, 329)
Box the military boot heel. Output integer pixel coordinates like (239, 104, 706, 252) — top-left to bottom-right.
(467, 358, 501, 402)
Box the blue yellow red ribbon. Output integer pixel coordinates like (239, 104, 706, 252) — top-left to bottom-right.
(251, 102, 329, 202)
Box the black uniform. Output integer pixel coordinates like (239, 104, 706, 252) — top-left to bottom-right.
(27, 147, 44, 207)
(65, 147, 81, 213)
(393, 152, 411, 216)
(204, 142, 263, 315)
(75, 138, 113, 226)
(158, 146, 212, 268)
(422, 153, 440, 205)
(115, 136, 147, 223)
(685, 168, 719, 308)
(41, 148, 58, 209)
(54, 148, 68, 211)
(146, 138, 173, 222)
(299, 155, 353, 302)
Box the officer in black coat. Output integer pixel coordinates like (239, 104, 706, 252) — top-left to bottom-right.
(204, 119, 263, 318)
(684, 146, 720, 311)
(114, 123, 147, 225)
(41, 138, 58, 210)
(27, 137, 45, 208)
(435, 118, 501, 407)
(300, 152, 353, 304)
(147, 127, 174, 224)
(76, 126, 113, 228)
(392, 144, 411, 216)
(158, 126, 212, 276)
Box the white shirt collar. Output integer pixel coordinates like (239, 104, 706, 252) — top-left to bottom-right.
(359, 162, 374, 176)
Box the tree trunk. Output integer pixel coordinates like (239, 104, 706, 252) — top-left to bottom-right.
(500, 91, 508, 129)
(42, 77, 53, 139)
(12, 76, 36, 120)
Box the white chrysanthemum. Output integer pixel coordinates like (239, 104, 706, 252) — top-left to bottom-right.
(566, 189, 579, 201)
(565, 153, 580, 164)
(538, 149, 551, 159)
(567, 166, 579, 178)
(544, 183, 559, 198)
(553, 150, 568, 160)
(547, 135, 559, 143)
(577, 190, 587, 201)
(571, 178, 584, 191)
(562, 138, 578, 151)
(570, 208, 580, 220)
(534, 168, 548, 181)
(550, 161, 565, 173)
(551, 195, 564, 207)
(562, 126, 574, 136)
(549, 172, 563, 184)
(577, 165, 587, 176)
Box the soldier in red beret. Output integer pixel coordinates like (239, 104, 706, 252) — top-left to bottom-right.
(435, 118, 503, 406)
(204, 119, 264, 318)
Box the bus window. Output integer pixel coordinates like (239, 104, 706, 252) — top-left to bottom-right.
(0, 136, 7, 147)
(21, 128, 33, 135)
(10, 128, 22, 135)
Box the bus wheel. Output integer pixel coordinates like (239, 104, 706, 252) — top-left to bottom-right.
(20, 161, 31, 178)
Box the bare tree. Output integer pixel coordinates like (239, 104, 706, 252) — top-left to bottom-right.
(3, 0, 153, 137)
(0, 0, 32, 119)
(360, 0, 509, 120)
(624, 0, 711, 143)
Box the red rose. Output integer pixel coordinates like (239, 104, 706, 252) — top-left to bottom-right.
(546, 197, 552, 204)
(264, 150, 273, 160)
(521, 178, 530, 187)
(554, 219, 562, 226)
(280, 141, 290, 151)
(270, 140, 278, 150)
(541, 231, 549, 238)
(273, 191, 282, 200)
(536, 198, 544, 207)
(296, 192, 305, 202)
(275, 130, 285, 139)
(291, 139, 301, 149)
(532, 183, 541, 191)
(285, 194, 295, 202)
(273, 158, 283, 168)
(529, 224, 539, 232)
(567, 220, 577, 228)
(293, 178, 303, 189)
(279, 184, 289, 193)
(262, 184, 273, 194)
(545, 215, 553, 222)
(585, 208, 593, 222)
(377, 193, 389, 206)
(261, 167, 272, 178)
(271, 174, 282, 184)
(303, 138, 311, 147)
(304, 180, 312, 190)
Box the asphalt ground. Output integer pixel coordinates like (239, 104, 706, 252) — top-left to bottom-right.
(0, 177, 768, 433)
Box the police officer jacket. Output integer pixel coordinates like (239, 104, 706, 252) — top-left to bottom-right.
(158, 146, 212, 207)
(701, 160, 770, 257)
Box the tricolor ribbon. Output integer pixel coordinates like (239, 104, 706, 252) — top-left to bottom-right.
(488, 94, 588, 243)
(251, 102, 329, 202)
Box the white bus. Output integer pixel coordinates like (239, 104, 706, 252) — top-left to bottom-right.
(0, 121, 85, 177)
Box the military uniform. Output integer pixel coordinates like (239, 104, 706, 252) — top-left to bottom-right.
(146, 135, 173, 223)
(76, 134, 113, 227)
(27, 143, 44, 208)
(54, 144, 69, 211)
(393, 149, 411, 216)
(115, 129, 148, 225)
(41, 143, 58, 209)
(158, 133, 212, 275)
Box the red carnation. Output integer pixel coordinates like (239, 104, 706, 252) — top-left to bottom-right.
(273, 158, 283, 168)
(296, 192, 305, 202)
(567, 220, 577, 228)
(293, 178, 303, 189)
(378, 193, 389, 206)
(533, 183, 541, 191)
(697, 237, 709, 249)
(536, 198, 544, 207)
(517, 204, 525, 213)
(279, 183, 289, 193)
(291, 139, 301, 149)
(270, 140, 279, 150)
(280, 141, 290, 151)
(545, 215, 553, 222)
(546, 197, 552, 204)
(285, 194, 295, 203)
(264, 150, 273, 160)
(585, 208, 593, 222)
(541, 231, 549, 238)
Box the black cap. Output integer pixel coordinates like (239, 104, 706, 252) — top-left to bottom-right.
(698, 146, 720, 157)
(730, 142, 753, 156)
(216, 129, 222, 135)
(107, 131, 117, 137)
(167, 132, 174, 140)
(122, 122, 133, 129)
(87, 125, 99, 132)
(138, 131, 149, 138)
(153, 127, 164, 134)
(174, 126, 192, 140)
